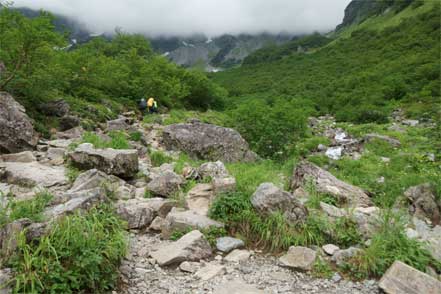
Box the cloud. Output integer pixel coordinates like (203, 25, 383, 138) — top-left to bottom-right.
(12, 0, 352, 37)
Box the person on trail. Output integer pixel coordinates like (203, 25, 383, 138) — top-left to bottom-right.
(139, 98, 147, 115)
(147, 97, 158, 114)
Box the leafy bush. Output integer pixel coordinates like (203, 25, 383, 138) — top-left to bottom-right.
(10, 205, 127, 294)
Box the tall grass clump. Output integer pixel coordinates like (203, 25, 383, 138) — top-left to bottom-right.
(81, 131, 130, 149)
(7, 191, 53, 223)
(9, 205, 127, 294)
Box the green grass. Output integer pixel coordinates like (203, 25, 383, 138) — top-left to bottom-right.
(163, 109, 229, 126)
(66, 164, 81, 184)
(81, 131, 130, 149)
(129, 131, 142, 142)
(7, 191, 53, 223)
(149, 150, 174, 167)
(342, 210, 441, 279)
(9, 205, 127, 294)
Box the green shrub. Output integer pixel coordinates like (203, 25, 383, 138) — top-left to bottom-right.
(129, 131, 142, 142)
(81, 131, 130, 149)
(10, 205, 127, 294)
(342, 210, 440, 278)
(8, 191, 53, 223)
(66, 164, 81, 184)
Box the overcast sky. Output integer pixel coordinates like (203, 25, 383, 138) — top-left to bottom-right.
(13, 0, 352, 37)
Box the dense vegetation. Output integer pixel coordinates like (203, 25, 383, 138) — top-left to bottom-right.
(0, 6, 226, 135)
(213, 1, 440, 125)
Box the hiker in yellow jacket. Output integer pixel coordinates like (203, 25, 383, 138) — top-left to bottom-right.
(147, 97, 158, 114)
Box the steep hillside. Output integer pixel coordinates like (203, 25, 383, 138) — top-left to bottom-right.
(212, 0, 440, 123)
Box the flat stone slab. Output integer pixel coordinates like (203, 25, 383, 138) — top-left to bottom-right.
(2, 162, 67, 187)
(379, 261, 441, 294)
(213, 278, 264, 294)
(279, 246, 316, 271)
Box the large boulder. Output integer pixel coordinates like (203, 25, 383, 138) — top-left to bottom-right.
(55, 126, 84, 140)
(185, 183, 215, 216)
(150, 230, 212, 266)
(116, 199, 154, 229)
(38, 99, 70, 117)
(69, 143, 138, 178)
(404, 183, 440, 225)
(59, 115, 80, 131)
(379, 261, 441, 294)
(251, 183, 308, 224)
(163, 121, 258, 162)
(0, 151, 36, 163)
(291, 161, 372, 207)
(0, 268, 12, 294)
(197, 161, 230, 179)
(279, 246, 317, 271)
(0, 92, 38, 153)
(162, 208, 224, 238)
(1, 162, 67, 188)
(146, 170, 184, 197)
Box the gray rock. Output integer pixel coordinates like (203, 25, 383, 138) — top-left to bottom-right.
(0, 92, 38, 153)
(404, 183, 440, 225)
(325, 146, 343, 160)
(0, 151, 36, 163)
(1, 162, 67, 187)
(216, 237, 245, 253)
(402, 119, 419, 127)
(332, 247, 363, 266)
(0, 268, 12, 294)
(46, 147, 66, 165)
(212, 176, 236, 195)
(116, 199, 155, 229)
(39, 99, 69, 117)
(0, 219, 31, 260)
(379, 261, 441, 294)
(224, 249, 251, 263)
(213, 278, 264, 294)
(149, 216, 165, 231)
(146, 170, 183, 197)
(150, 230, 212, 266)
(163, 121, 258, 162)
(185, 183, 214, 216)
(44, 187, 106, 219)
(179, 261, 200, 273)
(161, 208, 224, 239)
(197, 161, 229, 179)
(59, 115, 80, 131)
(251, 183, 308, 224)
(69, 143, 139, 178)
(363, 133, 401, 148)
(142, 197, 176, 218)
(320, 202, 346, 218)
(56, 126, 84, 140)
(291, 161, 372, 207)
(195, 263, 225, 281)
(279, 246, 316, 271)
(106, 117, 131, 131)
(322, 244, 340, 256)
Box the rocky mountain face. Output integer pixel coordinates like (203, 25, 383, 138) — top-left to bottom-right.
(150, 33, 293, 71)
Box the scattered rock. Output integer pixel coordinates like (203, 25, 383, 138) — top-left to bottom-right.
(179, 261, 200, 273)
(326, 146, 343, 160)
(163, 121, 258, 162)
(161, 208, 224, 239)
(404, 183, 440, 225)
(213, 278, 264, 294)
(59, 115, 80, 131)
(69, 143, 138, 178)
(251, 183, 308, 224)
(185, 183, 214, 215)
(379, 261, 441, 294)
(0, 151, 36, 163)
(213, 176, 236, 194)
(116, 199, 155, 229)
(332, 247, 363, 266)
(195, 263, 225, 281)
(279, 246, 316, 271)
(150, 230, 212, 266)
(197, 161, 229, 179)
(224, 249, 251, 263)
(0, 92, 38, 153)
(402, 119, 419, 127)
(363, 133, 401, 148)
(55, 126, 84, 140)
(291, 161, 372, 207)
(322, 244, 340, 256)
(216, 237, 245, 253)
(1, 162, 67, 187)
(39, 99, 70, 117)
(146, 170, 183, 197)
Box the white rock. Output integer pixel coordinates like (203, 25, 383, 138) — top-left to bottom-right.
(279, 246, 316, 271)
(322, 244, 340, 256)
(179, 261, 200, 273)
(213, 278, 264, 294)
(325, 146, 343, 160)
(195, 263, 225, 281)
(2, 162, 67, 187)
(224, 249, 251, 263)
